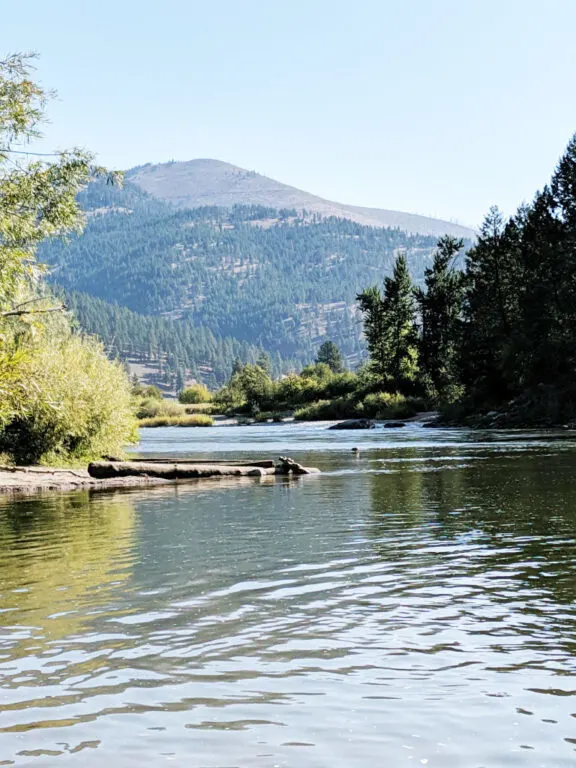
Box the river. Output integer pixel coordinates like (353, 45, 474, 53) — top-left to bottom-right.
(1, 423, 576, 766)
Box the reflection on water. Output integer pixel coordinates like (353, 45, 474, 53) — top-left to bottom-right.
(1, 425, 576, 766)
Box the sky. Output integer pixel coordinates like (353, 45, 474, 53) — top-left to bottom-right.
(4, 0, 576, 228)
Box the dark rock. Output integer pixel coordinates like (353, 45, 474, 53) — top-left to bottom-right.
(328, 419, 375, 430)
(383, 422, 406, 429)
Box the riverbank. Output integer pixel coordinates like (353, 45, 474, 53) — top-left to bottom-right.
(0, 466, 174, 495)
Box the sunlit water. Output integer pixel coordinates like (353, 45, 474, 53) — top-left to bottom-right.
(2, 423, 576, 766)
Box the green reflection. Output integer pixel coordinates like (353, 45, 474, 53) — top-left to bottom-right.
(0, 491, 136, 654)
(366, 447, 576, 604)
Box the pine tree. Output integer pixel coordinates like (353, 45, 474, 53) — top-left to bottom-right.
(357, 254, 419, 392)
(460, 206, 523, 404)
(416, 236, 465, 400)
(315, 340, 345, 373)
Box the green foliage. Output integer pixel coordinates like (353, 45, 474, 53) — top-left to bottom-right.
(0, 53, 136, 464)
(315, 340, 345, 373)
(139, 413, 213, 427)
(416, 236, 465, 402)
(355, 131, 576, 426)
(357, 254, 420, 393)
(0, 334, 137, 464)
(135, 398, 184, 420)
(132, 381, 163, 400)
(360, 392, 423, 420)
(66, 291, 282, 388)
(178, 384, 212, 404)
(294, 399, 361, 421)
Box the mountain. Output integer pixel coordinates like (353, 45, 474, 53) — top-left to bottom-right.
(127, 159, 476, 239)
(40, 173, 473, 385)
(41, 182, 456, 355)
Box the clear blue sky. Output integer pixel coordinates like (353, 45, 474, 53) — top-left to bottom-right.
(4, 0, 576, 227)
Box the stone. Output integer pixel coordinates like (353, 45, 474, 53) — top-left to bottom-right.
(328, 419, 375, 430)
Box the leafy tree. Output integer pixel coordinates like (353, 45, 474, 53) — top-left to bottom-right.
(179, 383, 212, 404)
(357, 254, 419, 393)
(315, 340, 345, 373)
(0, 53, 135, 461)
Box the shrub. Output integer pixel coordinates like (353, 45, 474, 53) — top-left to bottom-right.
(132, 382, 163, 400)
(139, 414, 214, 427)
(136, 398, 185, 419)
(361, 392, 424, 419)
(294, 398, 363, 421)
(0, 334, 138, 465)
(178, 384, 212, 404)
(184, 403, 218, 414)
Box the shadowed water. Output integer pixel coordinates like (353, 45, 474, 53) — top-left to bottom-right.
(1, 424, 576, 766)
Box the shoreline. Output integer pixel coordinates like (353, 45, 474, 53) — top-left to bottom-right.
(0, 466, 175, 496)
(0, 456, 318, 496)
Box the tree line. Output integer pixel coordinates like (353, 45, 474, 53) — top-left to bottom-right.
(358, 132, 576, 425)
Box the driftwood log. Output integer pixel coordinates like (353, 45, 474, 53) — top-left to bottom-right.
(89, 457, 320, 480)
(104, 457, 276, 468)
(88, 461, 273, 479)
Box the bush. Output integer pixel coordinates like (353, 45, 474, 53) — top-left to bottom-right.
(294, 398, 363, 421)
(361, 392, 424, 419)
(135, 398, 185, 419)
(178, 384, 212, 404)
(132, 382, 163, 400)
(139, 414, 214, 427)
(184, 403, 218, 414)
(0, 335, 137, 465)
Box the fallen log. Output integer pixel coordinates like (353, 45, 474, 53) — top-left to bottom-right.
(88, 461, 272, 479)
(120, 458, 275, 468)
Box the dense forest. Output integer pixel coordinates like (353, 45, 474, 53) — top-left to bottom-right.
(357, 132, 576, 425)
(216, 132, 576, 428)
(40, 182, 453, 360)
(66, 291, 294, 388)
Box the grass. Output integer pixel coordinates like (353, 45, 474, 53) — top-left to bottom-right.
(138, 414, 214, 428)
(184, 403, 219, 414)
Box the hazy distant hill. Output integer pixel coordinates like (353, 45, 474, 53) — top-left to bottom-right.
(127, 159, 476, 239)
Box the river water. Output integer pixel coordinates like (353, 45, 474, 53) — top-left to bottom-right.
(1, 423, 576, 766)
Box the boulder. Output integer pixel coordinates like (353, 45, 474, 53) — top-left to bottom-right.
(328, 419, 375, 430)
(383, 421, 406, 428)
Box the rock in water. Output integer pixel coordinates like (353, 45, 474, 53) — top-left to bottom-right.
(383, 422, 406, 428)
(328, 419, 375, 430)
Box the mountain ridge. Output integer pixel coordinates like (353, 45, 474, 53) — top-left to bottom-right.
(127, 159, 476, 239)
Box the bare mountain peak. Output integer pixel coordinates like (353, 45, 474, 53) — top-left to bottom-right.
(127, 159, 476, 239)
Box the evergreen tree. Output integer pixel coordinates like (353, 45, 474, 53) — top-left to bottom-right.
(416, 236, 465, 400)
(357, 254, 419, 393)
(256, 352, 272, 375)
(315, 340, 345, 373)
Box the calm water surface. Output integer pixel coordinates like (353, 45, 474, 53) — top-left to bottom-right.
(2, 423, 576, 766)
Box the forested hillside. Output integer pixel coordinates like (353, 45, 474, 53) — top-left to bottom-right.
(67, 291, 290, 389)
(41, 180, 459, 362)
